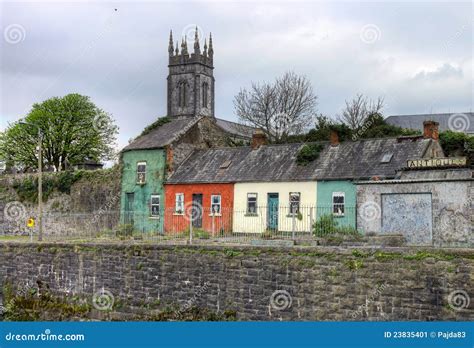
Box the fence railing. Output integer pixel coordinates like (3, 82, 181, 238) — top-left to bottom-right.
(3, 206, 358, 244)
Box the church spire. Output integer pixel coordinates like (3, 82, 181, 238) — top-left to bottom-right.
(181, 37, 188, 57)
(203, 38, 208, 57)
(168, 30, 174, 56)
(208, 32, 214, 59)
(193, 26, 200, 54)
(175, 40, 179, 55)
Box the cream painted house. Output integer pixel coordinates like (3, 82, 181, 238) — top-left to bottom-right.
(233, 182, 317, 233)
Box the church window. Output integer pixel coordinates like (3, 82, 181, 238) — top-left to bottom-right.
(178, 81, 187, 107)
(202, 82, 209, 107)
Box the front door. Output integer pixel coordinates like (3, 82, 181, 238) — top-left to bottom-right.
(124, 193, 134, 226)
(267, 193, 279, 231)
(192, 194, 203, 228)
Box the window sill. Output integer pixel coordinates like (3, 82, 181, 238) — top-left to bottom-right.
(149, 216, 160, 220)
(173, 213, 184, 216)
(244, 213, 259, 217)
(285, 214, 301, 218)
(136, 182, 146, 186)
(333, 214, 345, 218)
(208, 213, 222, 217)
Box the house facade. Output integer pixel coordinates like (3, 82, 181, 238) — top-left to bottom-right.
(357, 167, 473, 247)
(164, 183, 234, 235)
(119, 29, 253, 233)
(233, 182, 316, 233)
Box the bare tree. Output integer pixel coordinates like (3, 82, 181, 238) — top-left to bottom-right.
(338, 94, 385, 130)
(234, 71, 318, 142)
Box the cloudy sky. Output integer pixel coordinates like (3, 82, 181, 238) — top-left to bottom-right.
(0, 1, 472, 150)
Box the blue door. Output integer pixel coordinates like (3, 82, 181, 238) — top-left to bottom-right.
(267, 193, 279, 231)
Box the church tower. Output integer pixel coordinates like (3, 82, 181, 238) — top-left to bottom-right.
(167, 28, 215, 118)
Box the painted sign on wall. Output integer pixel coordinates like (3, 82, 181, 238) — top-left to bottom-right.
(407, 157, 467, 169)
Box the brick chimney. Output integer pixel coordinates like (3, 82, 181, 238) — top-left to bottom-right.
(423, 120, 439, 141)
(329, 129, 339, 146)
(251, 130, 267, 149)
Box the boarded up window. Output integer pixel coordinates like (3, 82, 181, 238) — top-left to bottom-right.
(381, 193, 432, 245)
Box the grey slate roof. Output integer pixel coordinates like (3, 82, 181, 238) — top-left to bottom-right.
(215, 119, 255, 138)
(122, 116, 255, 152)
(385, 113, 474, 134)
(166, 137, 435, 183)
(122, 117, 200, 152)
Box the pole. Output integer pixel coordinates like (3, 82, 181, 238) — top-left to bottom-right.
(38, 130, 43, 242)
(189, 209, 193, 245)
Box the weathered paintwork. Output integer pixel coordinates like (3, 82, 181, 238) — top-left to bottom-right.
(164, 183, 234, 234)
(316, 181, 356, 228)
(233, 182, 317, 233)
(381, 193, 433, 245)
(356, 169, 474, 247)
(120, 149, 166, 233)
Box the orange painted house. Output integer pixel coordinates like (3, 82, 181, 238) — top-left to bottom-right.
(164, 183, 234, 235)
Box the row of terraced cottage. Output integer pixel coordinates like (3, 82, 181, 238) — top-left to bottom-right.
(118, 30, 472, 248)
(119, 116, 473, 248)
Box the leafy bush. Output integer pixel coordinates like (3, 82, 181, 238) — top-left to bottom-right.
(439, 130, 474, 160)
(312, 214, 359, 237)
(296, 143, 324, 165)
(312, 214, 337, 237)
(12, 171, 83, 203)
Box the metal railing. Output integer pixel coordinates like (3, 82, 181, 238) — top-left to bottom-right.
(5, 206, 358, 244)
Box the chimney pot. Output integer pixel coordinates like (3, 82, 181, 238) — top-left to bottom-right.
(251, 130, 267, 149)
(329, 129, 339, 146)
(423, 120, 439, 141)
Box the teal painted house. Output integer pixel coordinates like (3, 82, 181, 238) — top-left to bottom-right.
(316, 181, 356, 228)
(119, 29, 253, 232)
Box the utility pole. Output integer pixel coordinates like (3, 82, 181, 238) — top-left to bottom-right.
(20, 122, 43, 241)
(37, 129, 43, 241)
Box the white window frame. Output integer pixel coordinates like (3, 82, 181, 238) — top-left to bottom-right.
(289, 192, 301, 215)
(332, 192, 345, 216)
(175, 193, 184, 214)
(246, 193, 258, 214)
(210, 194, 221, 215)
(137, 161, 147, 184)
(150, 194, 160, 218)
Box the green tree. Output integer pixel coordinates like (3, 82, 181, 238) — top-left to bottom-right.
(439, 130, 474, 161)
(0, 94, 118, 171)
